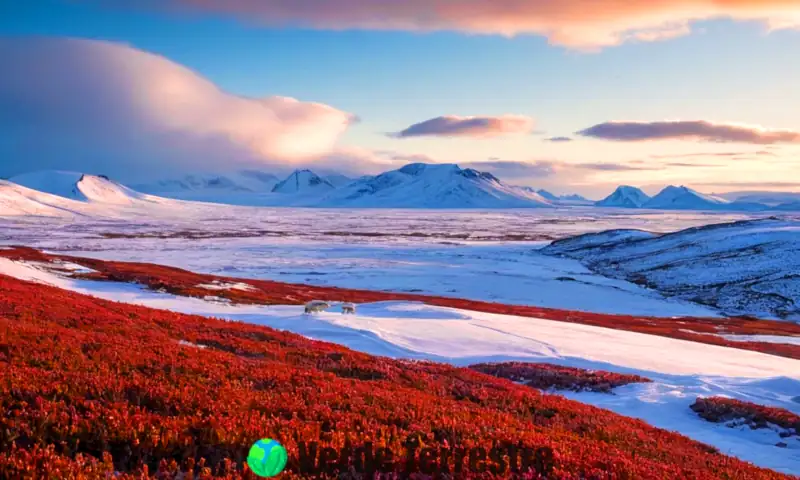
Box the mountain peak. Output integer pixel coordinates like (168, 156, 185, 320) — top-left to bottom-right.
(596, 185, 650, 208)
(272, 169, 334, 194)
(644, 185, 729, 210)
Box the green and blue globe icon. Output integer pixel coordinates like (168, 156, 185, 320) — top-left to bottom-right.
(247, 438, 288, 477)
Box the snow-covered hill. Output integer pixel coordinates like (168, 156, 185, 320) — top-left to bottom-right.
(10, 171, 160, 205)
(1, 171, 191, 218)
(0, 180, 86, 217)
(135, 170, 280, 198)
(596, 186, 651, 208)
(320, 163, 553, 208)
(542, 218, 800, 320)
(774, 201, 800, 211)
(272, 169, 335, 195)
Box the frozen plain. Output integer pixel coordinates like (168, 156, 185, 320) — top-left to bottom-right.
(0, 206, 763, 317)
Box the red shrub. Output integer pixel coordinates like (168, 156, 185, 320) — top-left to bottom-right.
(470, 362, 650, 393)
(691, 397, 800, 438)
(0, 273, 793, 478)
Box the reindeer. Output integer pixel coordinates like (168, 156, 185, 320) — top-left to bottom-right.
(304, 300, 331, 314)
(341, 303, 356, 315)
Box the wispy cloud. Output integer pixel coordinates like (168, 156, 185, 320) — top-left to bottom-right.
(141, 0, 800, 49)
(649, 150, 778, 159)
(575, 162, 662, 172)
(693, 181, 800, 189)
(390, 115, 535, 138)
(577, 121, 800, 144)
(0, 37, 358, 180)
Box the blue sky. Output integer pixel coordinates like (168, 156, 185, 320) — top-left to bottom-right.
(1, 0, 799, 196)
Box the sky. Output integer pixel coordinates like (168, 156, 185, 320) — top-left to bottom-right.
(1, 1, 799, 197)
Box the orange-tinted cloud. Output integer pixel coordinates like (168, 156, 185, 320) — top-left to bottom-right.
(147, 0, 800, 48)
(577, 121, 800, 144)
(391, 115, 535, 138)
(0, 37, 356, 179)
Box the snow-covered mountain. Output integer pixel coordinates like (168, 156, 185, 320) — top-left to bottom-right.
(542, 218, 800, 320)
(136, 171, 280, 196)
(560, 194, 591, 203)
(319, 163, 553, 208)
(2, 171, 180, 217)
(272, 169, 335, 194)
(533, 189, 559, 202)
(719, 191, 800, 206)
(518, 188, 592, 205)
(596, 186, 651, 208)
(643, 186, 731, 210)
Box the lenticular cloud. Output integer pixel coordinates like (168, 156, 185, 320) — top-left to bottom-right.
(150, 0, 800, 49)
(391, 115, 535, 138)
(578, 121, 800, 145)
(0, 37, 355, 178)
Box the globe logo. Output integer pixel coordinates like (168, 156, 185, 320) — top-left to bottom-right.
(247, 438, 288, 478)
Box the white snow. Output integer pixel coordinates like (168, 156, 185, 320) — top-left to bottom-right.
(1, 257, 798, 473)
(721, 334, 800, 346)
(196, 281, 256, 292)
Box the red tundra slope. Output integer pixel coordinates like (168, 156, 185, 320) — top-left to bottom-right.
(0, 274, 794, 478)
(3, 246, 800, 360)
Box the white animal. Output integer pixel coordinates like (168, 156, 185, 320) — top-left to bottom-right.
(304, 300, 331, 314)
(341, 303, 356, 315)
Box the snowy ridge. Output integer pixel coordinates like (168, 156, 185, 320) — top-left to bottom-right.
(543, 218, 800, 320)
(522, 188, 593, 205)
(319, 163, 553, 208)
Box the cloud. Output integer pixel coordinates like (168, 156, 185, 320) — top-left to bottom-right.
(649, 150, 778, 159)
(544, 136, 573, 143)
(693, 181, 800, 189)
(134, 0, 800, 49)
(577, 121, 800, 144)
(575, 162, 661, 172)
(390, 115, 535, 139)
(0, 37, 356, 180)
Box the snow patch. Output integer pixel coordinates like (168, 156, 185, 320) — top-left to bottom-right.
(196, 281, 256, 292)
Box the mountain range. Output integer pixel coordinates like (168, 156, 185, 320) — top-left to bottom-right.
(3, 165, 800, 212)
